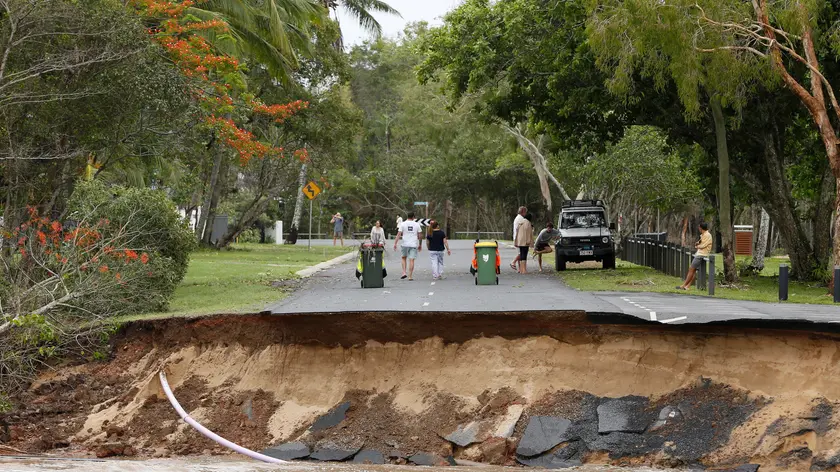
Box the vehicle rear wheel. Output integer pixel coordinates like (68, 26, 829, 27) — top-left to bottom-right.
(556, 255, 567, 271)
(603, 255, 616, 270)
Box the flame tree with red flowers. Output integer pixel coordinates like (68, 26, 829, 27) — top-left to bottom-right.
(134, 0, 312, 246)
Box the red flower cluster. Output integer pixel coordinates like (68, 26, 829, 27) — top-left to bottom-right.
(207, 116, 285, 164)
(14, 208, 153, 281)
(251, 99, 309, 123)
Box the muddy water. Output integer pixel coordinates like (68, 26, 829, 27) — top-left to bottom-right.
(1, 457, 676, 472)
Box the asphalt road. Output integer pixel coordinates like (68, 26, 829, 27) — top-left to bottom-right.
(268, 240, 840, 325)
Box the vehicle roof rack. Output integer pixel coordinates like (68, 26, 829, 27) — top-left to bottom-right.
(561, 200, 605, 208)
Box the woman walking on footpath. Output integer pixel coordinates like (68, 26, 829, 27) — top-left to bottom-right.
(426, 221, 451, 280)
(370, 220, 386, 245)
(514, 213, 534, 274)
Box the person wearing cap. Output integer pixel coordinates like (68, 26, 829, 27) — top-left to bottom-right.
(330, 212, 345, 247)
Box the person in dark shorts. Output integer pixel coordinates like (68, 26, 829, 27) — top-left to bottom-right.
(514, 213, 534, 274)
(533, 222, 561, 272)
(677, 222, 713, 290)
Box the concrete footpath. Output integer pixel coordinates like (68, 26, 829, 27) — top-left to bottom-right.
(268, 240, 840, 325)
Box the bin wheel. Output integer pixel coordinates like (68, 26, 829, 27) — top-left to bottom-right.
(496, 277, 499, 285)
(475, 278, 478, 285)
(360, 277, 364, 288)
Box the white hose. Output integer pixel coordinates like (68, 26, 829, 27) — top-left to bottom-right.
(158, 370, 288, 464)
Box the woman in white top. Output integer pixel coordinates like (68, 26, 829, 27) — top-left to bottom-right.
(370, 220, 386, 245)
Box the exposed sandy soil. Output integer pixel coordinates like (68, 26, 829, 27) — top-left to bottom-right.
(3, 312, 840, 471)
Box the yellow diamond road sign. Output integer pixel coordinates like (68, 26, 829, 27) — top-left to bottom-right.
(303, 181, 321, 200)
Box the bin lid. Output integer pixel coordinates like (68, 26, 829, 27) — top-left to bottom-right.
(474, 241, 498, 248)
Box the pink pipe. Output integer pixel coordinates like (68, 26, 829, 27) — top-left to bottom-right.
(158, 370, 288, 464)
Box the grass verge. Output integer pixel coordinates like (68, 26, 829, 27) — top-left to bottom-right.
(558, 259, 834, 305)
(123, 243, 354, 320)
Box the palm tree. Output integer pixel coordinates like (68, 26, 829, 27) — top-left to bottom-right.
(322, 0, 400, 42)
(188, 0, 324, 81)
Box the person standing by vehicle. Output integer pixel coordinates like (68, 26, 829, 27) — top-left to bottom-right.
(533, 222, 561, 272)
(394, 212, 423, 280)
(510, 206, 527, 270)
(370, 220, 386, 245)
(426, 221, 451, 280)
(677, 222, 713, 290)
(514, 213, 534, 274)
(330, 212, 345, 247)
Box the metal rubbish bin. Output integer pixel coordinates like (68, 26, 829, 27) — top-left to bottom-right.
(474, 241, 499, 286)
(359, 245, 385, 288)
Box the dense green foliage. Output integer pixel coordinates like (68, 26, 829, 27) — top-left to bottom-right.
(67, 181, 197, 311)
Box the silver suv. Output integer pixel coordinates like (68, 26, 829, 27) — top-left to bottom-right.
(555, 200, 616, 271)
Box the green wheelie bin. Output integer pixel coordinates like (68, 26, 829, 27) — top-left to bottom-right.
(357, 244, 385, 288)
(473, 241, 500, 285)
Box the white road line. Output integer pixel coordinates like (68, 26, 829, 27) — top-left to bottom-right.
(649, 311, 658, 321)
(431, 282, 436, 286)
(429, 292, 434, 296)
(423, 302, 430, 307)
(383, 290, 391, 294)
(660, 316, 688, 324)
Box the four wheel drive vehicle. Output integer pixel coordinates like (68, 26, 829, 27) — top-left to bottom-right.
(555, 200, 616, 271)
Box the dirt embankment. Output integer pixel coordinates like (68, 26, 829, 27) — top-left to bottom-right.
(4, 312, 840, 471)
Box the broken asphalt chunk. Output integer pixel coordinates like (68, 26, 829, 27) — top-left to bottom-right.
(352, 449, 385, 464)
(443, 421, 480, 447)
(409, 452, 454, 466)
(516, 416, 573, 457)
(310, 440, 363, 461)
(597, 396, 651, 434)
(309, 401, 351, 432)
(261, 441, 310, 461)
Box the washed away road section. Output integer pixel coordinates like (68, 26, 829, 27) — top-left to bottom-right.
(6, 312, 840, 471)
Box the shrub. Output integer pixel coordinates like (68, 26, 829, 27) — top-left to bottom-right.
(1, 202, 188, 396)
(67, 180, 196, 311)
(237, 227, 261, 244)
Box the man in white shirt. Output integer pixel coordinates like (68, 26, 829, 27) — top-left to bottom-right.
(510, 206, 527, 270)
(394, 212, 423, 280)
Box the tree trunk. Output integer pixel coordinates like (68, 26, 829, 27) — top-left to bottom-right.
(750, 208, 770, 272)
(710, 96, 737, 283)
(203, 154, 228, 245)
(287, 162, 307, 244)
(814, 167, 835, 271)
(197, 143, 222, 242)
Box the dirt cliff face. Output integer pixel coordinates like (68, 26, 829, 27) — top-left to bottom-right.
(5, 312, 840, 471)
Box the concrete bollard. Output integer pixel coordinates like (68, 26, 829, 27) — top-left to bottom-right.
(835, 266, 840, 304)
(708, 255, 715, 296)
(779, 263, 789, 301)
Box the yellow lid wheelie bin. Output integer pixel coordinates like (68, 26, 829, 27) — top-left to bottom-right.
(471, 241, 500, 285)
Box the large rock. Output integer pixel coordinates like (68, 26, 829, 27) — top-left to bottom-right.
(516, 416, 573, 457)
(444, 421, 481, 447)
(309, 401, 351, 432)
(352, 449, 385, 464)
(494, 405, 525, 438)
(409, 452, 455, 466)
(261, 441, 310, 461)
(310, 440, 363, 461)
(597, 396, 650, 434)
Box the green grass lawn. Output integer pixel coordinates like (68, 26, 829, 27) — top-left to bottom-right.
(558, 259, 835, 305)
(125, 243, 353, 320)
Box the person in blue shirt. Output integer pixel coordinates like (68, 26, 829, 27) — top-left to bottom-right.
(330, 212, 344, 247)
